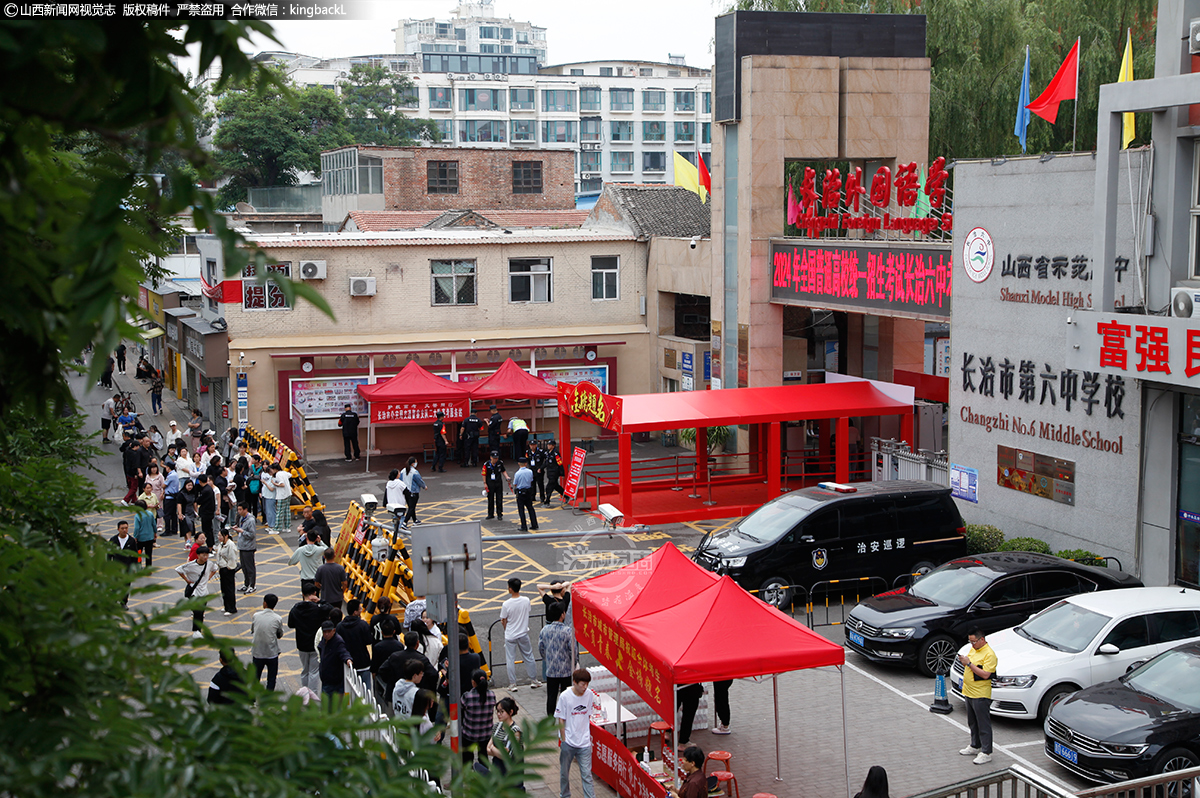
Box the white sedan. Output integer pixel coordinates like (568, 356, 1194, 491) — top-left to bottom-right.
(950, 586, 1200, 721)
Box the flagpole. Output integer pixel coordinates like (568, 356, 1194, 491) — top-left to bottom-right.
(1072, 36, 1080, 151)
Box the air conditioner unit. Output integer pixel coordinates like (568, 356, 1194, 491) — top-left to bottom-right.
(581, 142, 600, 151)
(580, 172, 597, 179)
(349, 276, 377, 297)
(1190, 19, 1200, 55)
(299, 260, 327, 280)
(1171, 285, 1200, 317)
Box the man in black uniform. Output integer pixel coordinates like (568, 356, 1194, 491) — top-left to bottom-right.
(486, 405, 503, 458)
(543, 440, 566, 505)
(482, 451, 509, 520)
(338, 403, 360, 462)
(530, 441, 547, 504)
(460, 408, 482, 466)
(432, 411, 448, 472)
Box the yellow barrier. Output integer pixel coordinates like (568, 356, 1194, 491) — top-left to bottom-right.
(242, 424, 324, 517)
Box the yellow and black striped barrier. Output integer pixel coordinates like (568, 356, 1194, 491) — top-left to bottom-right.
(333, 501, 416, 618)
(242, 423, 324, 515)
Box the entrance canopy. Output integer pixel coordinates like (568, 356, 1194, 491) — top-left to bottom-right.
(357, 359, 471, 407)
(468, 357, 556, 401)
(614, 380, 912, 433)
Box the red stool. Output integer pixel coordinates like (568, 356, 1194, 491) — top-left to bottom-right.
(705, 750, 732, 777)
(649, 721, 673, 760)
(752, 794, 778, 798)
(712, 770, 740, 798)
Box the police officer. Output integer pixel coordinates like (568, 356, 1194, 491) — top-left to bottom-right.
(530, 440, 547, 505)
(512, 456, 539, 533)
(338, 403, 360, 462)
(432, 411, 448, 473)
(460, 408, 482, 467)
(482, 451, 510, 520)
(543, 440, 566, 506)
(486, 405, 503, 458)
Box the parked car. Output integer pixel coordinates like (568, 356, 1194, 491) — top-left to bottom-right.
(692, 480, 966, 609)
(951, 587, 1200, 720)
(1044, 640, 1200, 783)
(844, 552, 1142, 676)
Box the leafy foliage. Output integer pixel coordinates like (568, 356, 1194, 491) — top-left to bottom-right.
(998, 535, 1052, 554)
(342, 64, 442, 146)
(1055, 548, 1106, 566)
(964, 523, 1005, 554)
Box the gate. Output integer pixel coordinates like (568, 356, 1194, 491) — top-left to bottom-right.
(871, 438, 949, 486)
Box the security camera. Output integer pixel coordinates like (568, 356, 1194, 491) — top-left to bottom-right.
(226, 359, 231, 367)
(689, 235, 701, 250)
(240, 351, 245, 359)
(250, 360, 256, 366)
(470, 338, 477, 344)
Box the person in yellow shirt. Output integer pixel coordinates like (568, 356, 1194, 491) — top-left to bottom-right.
(957, 627, 998, 765)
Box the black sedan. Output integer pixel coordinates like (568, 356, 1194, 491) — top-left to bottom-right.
(1044, 642, 1200, 783)
(844, 552, 1142, 676)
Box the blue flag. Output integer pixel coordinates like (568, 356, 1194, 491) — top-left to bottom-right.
(1015, 45, 1031, 153)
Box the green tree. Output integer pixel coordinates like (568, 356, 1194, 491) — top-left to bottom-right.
(341, 63, 441, 145)
(212, 66, 348, 207)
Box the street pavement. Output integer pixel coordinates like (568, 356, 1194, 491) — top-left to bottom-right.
(70, 359, 1093, 798)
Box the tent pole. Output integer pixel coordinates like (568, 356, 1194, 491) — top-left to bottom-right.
(616, 677, 622, 746)
(842, 665, 851, 798)
(365, 404, 371, 473)
(673, 683, 680, 792)
(774, 673, 782, 781)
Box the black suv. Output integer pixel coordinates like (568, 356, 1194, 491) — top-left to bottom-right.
(693, 480, 966, 609)
(845, 552, 1142, 676)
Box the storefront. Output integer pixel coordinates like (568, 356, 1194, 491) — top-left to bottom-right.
(137, 283, 184, 370)
(163, 306, 195, 399)
(180, 316, 229, 432)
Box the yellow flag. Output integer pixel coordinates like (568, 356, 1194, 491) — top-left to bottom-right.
(673, 151, 705, 201)
(1118, 28, 1135, 148)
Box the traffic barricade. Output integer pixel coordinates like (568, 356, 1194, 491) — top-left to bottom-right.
(241, 423, 324, 517)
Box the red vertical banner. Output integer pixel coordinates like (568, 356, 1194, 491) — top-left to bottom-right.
(563, 446, 588, 500)
(590, 722, 669, 798)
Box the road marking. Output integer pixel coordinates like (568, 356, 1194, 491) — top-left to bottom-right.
(908, 691, 934, 697)
(843, 660, 1067, 784)
(1006, 740, 1046, 748)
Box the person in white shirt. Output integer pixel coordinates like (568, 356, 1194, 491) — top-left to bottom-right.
(271, 465, 291, 533)
(555, 668, 597, 798)
(176, 546, 216, 639)
(214, 528, 240, 616)
(499, 577, 540, 689)
(175, 449, 195, 480)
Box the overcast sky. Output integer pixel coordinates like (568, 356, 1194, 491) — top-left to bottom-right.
(237, 0, 722, 68)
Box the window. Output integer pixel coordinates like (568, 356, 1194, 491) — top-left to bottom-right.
(501, 27, 513, 40)
(611, 151, 634, 172)
(541, 120, 577, 143)
(509, 258, 552, 302)
(459, 87, 503, 111)
(610, 121, 633, 142)
(580, 150, 601, 173)
(510, 119, 536, 142)
(429, 86, 451, 109)
(479, 26, 499, 39)
(459, 120, 505, 142)
(580, 117, 602, 142)
(432, 119, 453, 142)
(242, 261, 290, 310)
(1030, 572, 1083, 602)
(517, 30, 529, 43)
(640, 67, 654, 76)
(510, 87, 535, 110)
(427, 160, 458, 194)
(436, 22, 452, 37)
(677, 150, 696, 166)
(432, 260, 475, 305)
(797, 509, 839, 542)
(357, 155, 383, 194)
(1151, 611, 1200, 644)
(642, 90, 665, 111)
(502, 45, 513, 54)
(570, 68, 583, 76)
(512, 161, 542, 193)
(674, 121, 695, 142)
(980, 576, 1028, 607)
(591, 256, 618, 299)
(643, 121, 665, 142)
(702, 123, 711, 144)
(702, 91, 711, 113)
(480, 44, 498, 54)
(600, 66, 613, 76)
(643, 151, 666, 172)
(397, 85, 418, 107)
(580, 87, 601, 111)
(456, 27, 466, 40)
(543, 89, 576, 112)
(610, 87, 633, 111)
(674, 90, 695, 111)
(1101, 616, 1151, 651)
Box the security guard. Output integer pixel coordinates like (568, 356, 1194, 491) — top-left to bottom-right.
(512, 456, 538, 532)
(432, 411, 448, 472)
(530, 440, 547, 504)
(460, 408, 483, 467)
(482, 451, 510, 520)
(543, 440, 566, 505)
(486, 405, 503, 457)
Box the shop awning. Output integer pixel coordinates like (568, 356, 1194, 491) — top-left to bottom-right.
(138, 327, 165, 340)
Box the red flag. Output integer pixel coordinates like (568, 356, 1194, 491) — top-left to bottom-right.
(697, 152, 711, 197)
(787, 184, 800, 226)
(1026, 39, 1079, 124)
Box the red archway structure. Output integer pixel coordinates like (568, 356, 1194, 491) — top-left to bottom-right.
(556, 380, 914, 526)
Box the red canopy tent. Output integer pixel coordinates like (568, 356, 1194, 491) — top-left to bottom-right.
(467, 357, 556, 400)
(572, 542, 849, 789)
(356, 360, 472, 470)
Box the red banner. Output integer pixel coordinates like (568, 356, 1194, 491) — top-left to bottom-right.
(557, 381, 623, 432)
(591, 722, 669, 798)
(563, 446, 587, 500)
(370, 398, 469, 425)
(574, 602, 672, 724)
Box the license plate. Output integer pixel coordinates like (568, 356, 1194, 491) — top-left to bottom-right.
(1053, 741, 1079, 765)
(952, 678, 962, 691)
(848, 630, 864, 647)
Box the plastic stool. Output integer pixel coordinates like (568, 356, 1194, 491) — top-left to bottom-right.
(712, 770, 740, 798)
(649, 721, 673, 759)
(751, 794, 778, 798)
(705, 750, 732, 777)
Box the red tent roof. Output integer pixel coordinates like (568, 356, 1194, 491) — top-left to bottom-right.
(572, 542, 718, 623)
(613, 381, 912, 433)
(356, 360, 472, 403)
(468, 358, 556, 401)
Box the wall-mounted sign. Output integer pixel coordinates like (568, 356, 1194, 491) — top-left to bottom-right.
(681, 352, 693, 375)
(1065, 313, 1200, 391)
(950, 463, 979, 503)
(371, 399, 468, 425)
(997, 445, 1075, 505)
(558, 380, 623, 432)
(962, 227, 995, 283)
(770, 240, 952, 321)
(291, 377, 370, 418)
(789, 159, 952, 238)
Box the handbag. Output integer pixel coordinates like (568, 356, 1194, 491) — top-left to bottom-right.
(184, 561, 206, 598)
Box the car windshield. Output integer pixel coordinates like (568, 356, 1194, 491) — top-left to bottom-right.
(725, 494, 826, 544)
(908, 564, 993, 607)
(1124, 649, 1200, 712)
(1017, 601, 1110, 654)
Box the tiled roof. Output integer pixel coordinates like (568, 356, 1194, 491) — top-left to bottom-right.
(247, 228, 636, 249)
(597, 185, 712, 239)
(345, 209, 589, 232)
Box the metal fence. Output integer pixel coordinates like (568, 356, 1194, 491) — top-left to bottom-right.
(904, 764, 1074, 798)
(871, 438, 950, 486)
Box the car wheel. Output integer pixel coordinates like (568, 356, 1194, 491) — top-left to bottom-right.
(918, 634, 958, 677)
(1155, 747, 1199, 798)
(758, 576, 794, 610)
(1037, 684, 1078, 722)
